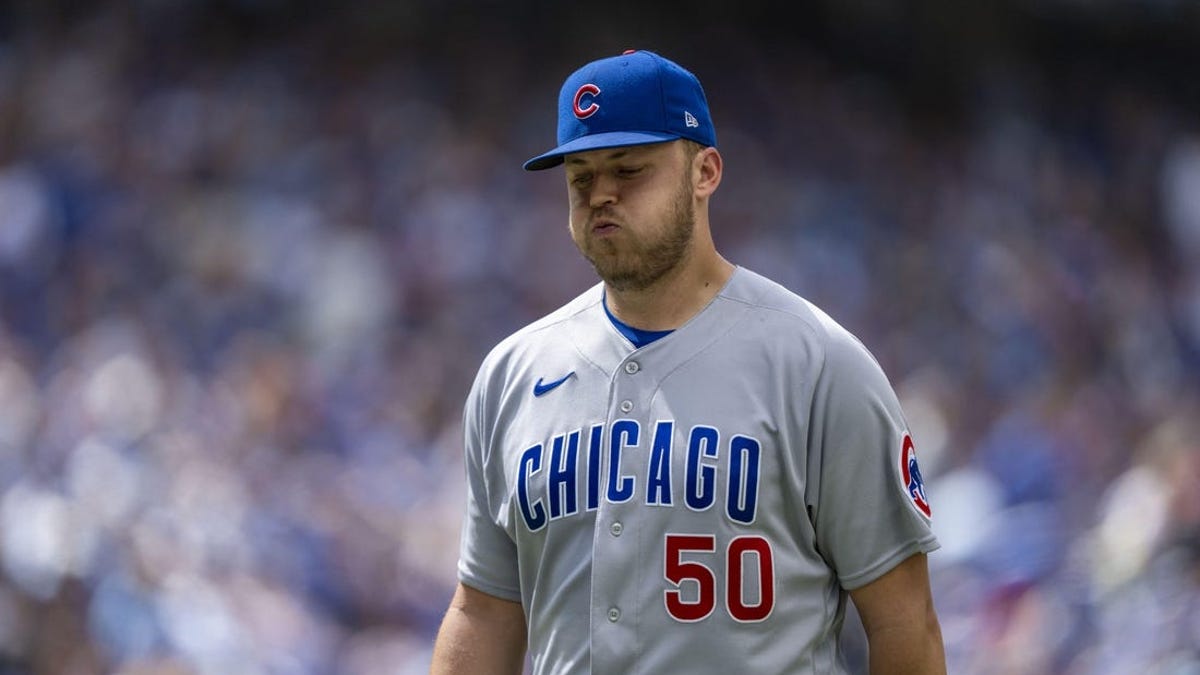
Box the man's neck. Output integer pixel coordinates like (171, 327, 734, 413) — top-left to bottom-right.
(604, 252, 735, 331)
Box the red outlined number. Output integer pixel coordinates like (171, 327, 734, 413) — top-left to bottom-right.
(664, 534, 775, 623)
(664, 534, 717, 621)
(727, 535, 774, 622)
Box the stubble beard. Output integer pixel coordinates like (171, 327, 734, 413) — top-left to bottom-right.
(575, 176, 696, 293)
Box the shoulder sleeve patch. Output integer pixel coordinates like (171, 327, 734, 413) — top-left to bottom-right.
(900, 434, 932, 519)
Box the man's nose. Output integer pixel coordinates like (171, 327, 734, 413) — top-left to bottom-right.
(588, 173, 619, 208)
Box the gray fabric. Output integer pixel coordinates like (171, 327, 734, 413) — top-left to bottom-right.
(457, 267, 939, 674)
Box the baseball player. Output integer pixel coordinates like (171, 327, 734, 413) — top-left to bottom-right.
(430, 50, 945, 674)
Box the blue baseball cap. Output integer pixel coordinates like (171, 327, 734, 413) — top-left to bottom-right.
(523, 50, 717, 171)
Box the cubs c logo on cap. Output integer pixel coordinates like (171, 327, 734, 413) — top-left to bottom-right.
(573, 84, 601, 119)
(900, 434, 932, 519)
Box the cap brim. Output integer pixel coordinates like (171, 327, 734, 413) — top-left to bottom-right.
(523, 131, 681, 171)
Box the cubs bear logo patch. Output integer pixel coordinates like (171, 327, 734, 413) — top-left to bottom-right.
(900, 434, 932, 519)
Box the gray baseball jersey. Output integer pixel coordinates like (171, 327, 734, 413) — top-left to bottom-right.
(457, 266, 938, 674)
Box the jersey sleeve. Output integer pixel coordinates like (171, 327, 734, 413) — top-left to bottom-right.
(807, 328, 939, 591)
(456, 367, 523, 602)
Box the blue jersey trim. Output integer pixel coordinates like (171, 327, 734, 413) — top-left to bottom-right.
(603, 294, 674, 348)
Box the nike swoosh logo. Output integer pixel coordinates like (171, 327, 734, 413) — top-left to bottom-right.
(533, 372, 575, 397)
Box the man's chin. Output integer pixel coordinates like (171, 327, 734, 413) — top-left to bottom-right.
(590, 261, 639, 290)
(595, 263, 664, 293)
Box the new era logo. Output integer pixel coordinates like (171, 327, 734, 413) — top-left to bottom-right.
(684, 111, 699, 128)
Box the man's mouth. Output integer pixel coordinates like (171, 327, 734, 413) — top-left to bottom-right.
(591, 216, 620, 235)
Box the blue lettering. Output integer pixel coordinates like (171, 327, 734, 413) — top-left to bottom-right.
(521, 422, 764, 528)
(646, 421, 674, 505)
(548, 432, 579, 519)
(607, 419, 638, 502)
(686, 426, 719, 511)
(727, 435, 760, 524)
(518, 445, 546, 531)
(587, 424, 603, 511)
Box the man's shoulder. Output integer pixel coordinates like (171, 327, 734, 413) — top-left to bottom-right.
(721, 267, 849, 340)
(477, 282, 604, 374)
(720, 266, 885, 373)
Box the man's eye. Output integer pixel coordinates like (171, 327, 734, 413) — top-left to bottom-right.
(618, 166, 643, 177)
(570, 174, 593, 186)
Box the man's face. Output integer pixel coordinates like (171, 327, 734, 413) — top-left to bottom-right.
(564, 141, 697, 292)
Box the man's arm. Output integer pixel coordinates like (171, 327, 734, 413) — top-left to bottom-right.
(430, 582, 527, 675)
(848, 553, 946, 675)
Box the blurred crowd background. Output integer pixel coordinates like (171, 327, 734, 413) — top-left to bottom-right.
(0, 1, 1198, 673)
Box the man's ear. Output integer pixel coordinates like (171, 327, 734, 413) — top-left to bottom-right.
(694, 146, 723, 198)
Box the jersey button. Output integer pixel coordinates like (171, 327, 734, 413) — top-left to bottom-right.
(619, 400, 633, 413)
(610, 522, 623, 536)
(608, 607, 621, 622)
(624, 361, 640, 374)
